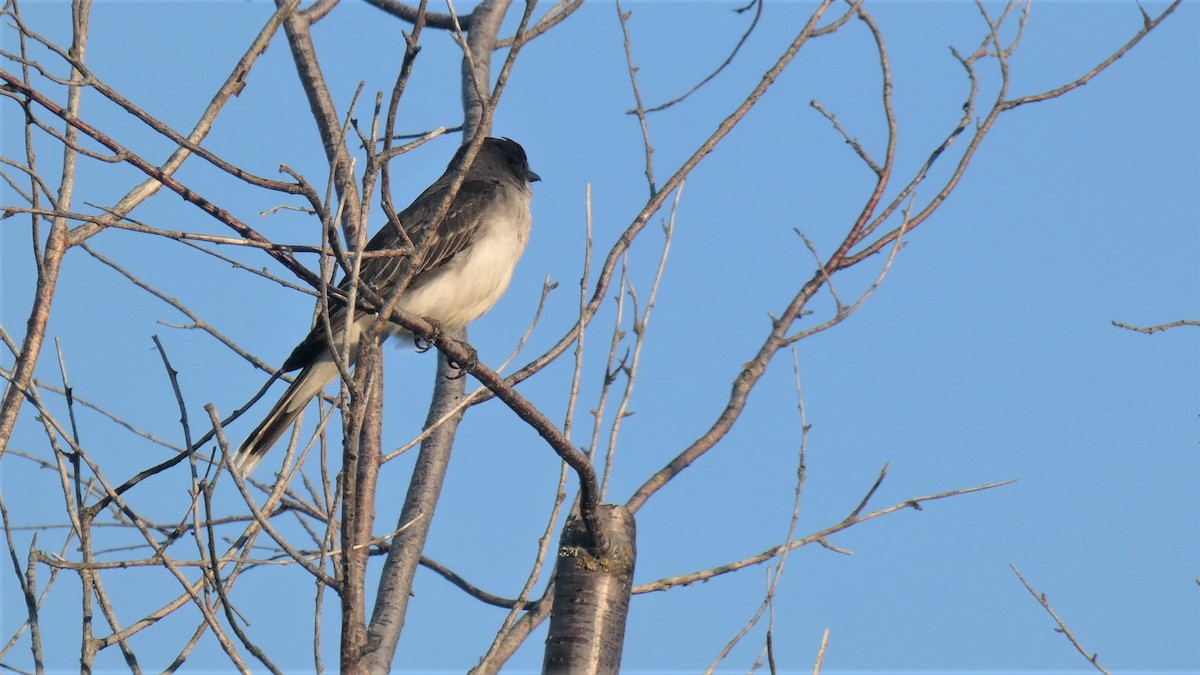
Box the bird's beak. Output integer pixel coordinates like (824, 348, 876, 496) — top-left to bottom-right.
(527, 169, 542, 183)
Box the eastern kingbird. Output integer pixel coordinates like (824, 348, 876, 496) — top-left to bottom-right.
(233, 137, 539, 473)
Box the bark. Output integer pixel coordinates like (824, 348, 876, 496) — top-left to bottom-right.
(0, 225, 67, 455)
(542, 505, 637, 675)
(340, 340, 383, 673)
(460, 0, 510, 139)
(361, 346, 466, 672)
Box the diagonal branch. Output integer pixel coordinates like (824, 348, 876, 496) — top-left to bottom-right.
(1011, 564, 1111, 675)
(633, 478, 1016, 594)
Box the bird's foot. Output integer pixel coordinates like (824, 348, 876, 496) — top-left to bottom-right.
(445, 341, 478, 380)
(412, 321, 444, 353)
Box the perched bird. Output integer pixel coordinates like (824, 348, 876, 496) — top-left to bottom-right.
(233, 137, 539, 473)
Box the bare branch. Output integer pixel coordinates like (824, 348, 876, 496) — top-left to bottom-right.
(642, 0, 763, 114)
(510, 0, 849, 436)
(0, 69, 325, 286)
(418, 556, 537, 610)
(497, 0, 583, 47)
(277, 0, 364, 244)
(1111, 319, 1199, 334)
(812, 628, 829, 675)
(1011, 564, 1111, 675)
(616, 0, 657, 194)
(1002, 1, 1181, 110)
(634, 478, 1015, 594)
(363, 0, 468, 30)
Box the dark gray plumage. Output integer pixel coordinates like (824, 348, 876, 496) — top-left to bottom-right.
(234, 137, 539, 473)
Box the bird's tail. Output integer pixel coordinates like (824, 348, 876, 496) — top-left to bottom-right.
(232, 359, 339, 474)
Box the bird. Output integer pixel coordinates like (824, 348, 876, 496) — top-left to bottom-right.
(232, 137, 540, 473)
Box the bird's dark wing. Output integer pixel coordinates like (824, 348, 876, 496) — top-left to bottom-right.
(280, 178, 505, 372)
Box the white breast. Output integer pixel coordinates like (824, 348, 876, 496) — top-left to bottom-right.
(397, 189, 532, 330)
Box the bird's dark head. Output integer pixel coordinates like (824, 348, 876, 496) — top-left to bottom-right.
(462, 137, 540, 184)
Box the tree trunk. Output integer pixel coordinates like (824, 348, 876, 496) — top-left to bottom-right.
(542, 505, 636, 675)
(362, 348, 466, 672)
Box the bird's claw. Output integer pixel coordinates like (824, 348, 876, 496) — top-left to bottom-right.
(412, 321, 444, 353)
(445, 342, 478, 380)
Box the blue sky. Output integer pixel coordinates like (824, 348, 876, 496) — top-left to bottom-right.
(1, 1, 1197, 673)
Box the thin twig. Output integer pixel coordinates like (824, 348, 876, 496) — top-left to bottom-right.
(634, 478, 1015, 594)
(1011, 564, 1111, 675)
(1111, 319, 1198, 334)
(418, 556, 537, 610)
(812, 628, 829, 675)
(642, 0, 763, 114)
